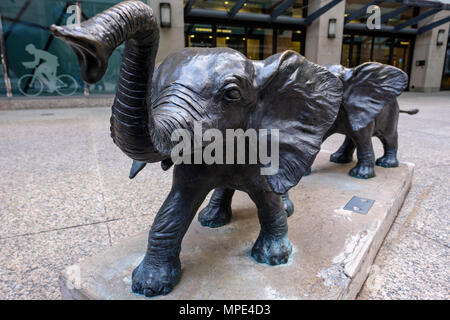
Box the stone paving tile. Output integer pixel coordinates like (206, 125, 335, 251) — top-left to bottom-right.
(358, 231, 450, 300)
(107, 196, 215, 245)
(357, 92, 450, 299)
(0, 223, 110, 300)
(88, 118, 173, 221)
(0, 119, 107, 238)
(107, 215, 156, 245)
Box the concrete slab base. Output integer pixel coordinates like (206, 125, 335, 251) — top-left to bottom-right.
(59, 151, 414, 300)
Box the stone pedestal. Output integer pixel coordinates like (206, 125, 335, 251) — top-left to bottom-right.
(60, 151, 414, 300)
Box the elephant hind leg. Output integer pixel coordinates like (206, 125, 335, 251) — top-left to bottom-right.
(376, 133, 399, 168)
(198, 188, 235, 228)
(330, 136, 355, 164)
(249, 191, 292, 266)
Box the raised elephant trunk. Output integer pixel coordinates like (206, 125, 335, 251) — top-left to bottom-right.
(51, 0, 168, 162)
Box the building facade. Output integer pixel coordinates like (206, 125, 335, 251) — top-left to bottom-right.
(0, 0, 449, 100)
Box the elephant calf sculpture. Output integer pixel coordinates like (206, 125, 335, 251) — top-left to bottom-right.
(51, 1, 343, 297)
(198, 63, 417, 228)
(324, 63, 416, 179)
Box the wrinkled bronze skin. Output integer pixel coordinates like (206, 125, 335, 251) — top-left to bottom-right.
(51, 1, 343, 297)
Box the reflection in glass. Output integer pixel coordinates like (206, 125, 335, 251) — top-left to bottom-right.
(190, 0, 238, 12)
(0, 57, 5, 97)
(0, 0, 146, 97)
(354, 35, 372, 64)
(185, 24, 215, 48)
(277, 30, 302, 54)
(341, 35, 353, 67)
(217, 25, 246, 56)
(188, 0, 305, 18)
(247, 28, 273, 59)
(345, 0, 415, 29)
(392, 39, 410, 72)
(371, 37, 390, 65)
(442, 43, 450, 90)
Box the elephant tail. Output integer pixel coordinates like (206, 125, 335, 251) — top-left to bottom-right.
(399, 108, 419, 115)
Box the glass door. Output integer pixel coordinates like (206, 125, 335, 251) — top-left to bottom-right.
(216, 25, 246, 56)
(442, 36, 450, 90)
(391, 39, 410, 72)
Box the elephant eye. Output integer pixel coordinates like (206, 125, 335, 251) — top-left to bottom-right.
(223, 86, 241, 101)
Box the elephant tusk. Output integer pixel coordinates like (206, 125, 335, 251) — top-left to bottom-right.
(129, 160, 147, 179)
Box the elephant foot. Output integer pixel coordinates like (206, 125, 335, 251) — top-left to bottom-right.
(131, 258, 181, 297)
(251, 234, 292, 265)
(198, 204, 232, 228)
(281, 194, 294, 217)
(376, 156, 399, 168)
(330, 151, 353, 164)
(349, 164, 375, 179)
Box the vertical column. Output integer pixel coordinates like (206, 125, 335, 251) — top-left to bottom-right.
(0, 15, 12, 97)
(409, 10, 450, 92)
(76, 1, 90, 97)
(305, 0, 346, 65)
(146, 0, 185, 64)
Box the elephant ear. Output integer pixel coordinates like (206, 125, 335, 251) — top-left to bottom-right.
(252, 51, 342, 194)
(343, 62, 408, 132)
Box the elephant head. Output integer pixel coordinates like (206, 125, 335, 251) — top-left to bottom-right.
(325, 62, 408, 132)
(51, 0, 343, 195)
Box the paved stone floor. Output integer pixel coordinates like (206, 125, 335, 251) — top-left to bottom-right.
(0, 92, 448, 300)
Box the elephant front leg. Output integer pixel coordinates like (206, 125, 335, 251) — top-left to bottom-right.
(249, 191, 292, 265)
(349, 129, 376, 179)
(281, 192, 294, 217)
(198, 188, 235, 228)
(132, 184, 209, 297)
(330, 136, 355, 164)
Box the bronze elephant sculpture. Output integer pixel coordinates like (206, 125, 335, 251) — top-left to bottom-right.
(51, 1, 343, 297)
(197, 63, 417, 228)
(323, 62, 416, 179)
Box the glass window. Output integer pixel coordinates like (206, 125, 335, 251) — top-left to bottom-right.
(345, 0, 377, 25)
(240, 1, 280, 14)
(247, 27, 273, 60)
(185, 22, 303, 61)
(353, 35, 372, 65)
(276, 30, 302, 54)
(392, 38, 410, 72)
(189, 0, 305, 18)
(0, 62, 5, 97)
(442, 41, 450, 90)
(385, 7, 415, 28)
(186, 24, 215, 48)
(371, 37, 390, 65)
(341, 35, 353, 67)
(217, 25, 246, 55)
(345, 0, 416, 29)
(190, 0, 238, 12)
(342, 34, 412, 73)
(280, 1, 305, 18)
(0, 0, 143, 97)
